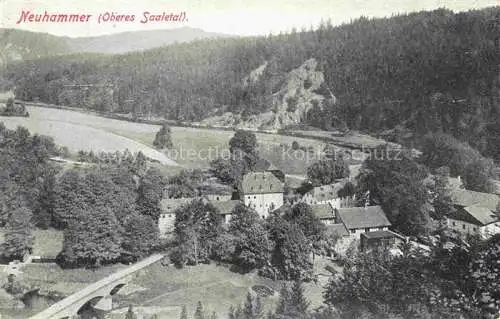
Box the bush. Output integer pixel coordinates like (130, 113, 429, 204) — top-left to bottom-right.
(252, 284, 274, 297)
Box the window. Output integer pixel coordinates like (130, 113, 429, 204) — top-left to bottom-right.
(473, 227, 478, 232)
(254, 196, 256, 199)
(378, 227, 384, 231)
(452, 222, 456, 226)
(351, 229, 356, 234)
(365, 228, 370, 232)
(462, 224, 466, 229)
(216, 196, 219, 201)
(262, 215, 265, 219)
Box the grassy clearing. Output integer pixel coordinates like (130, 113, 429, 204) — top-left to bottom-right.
(118, 262, 326, 317)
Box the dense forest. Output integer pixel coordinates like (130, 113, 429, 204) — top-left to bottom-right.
(2, 8, 499, 160)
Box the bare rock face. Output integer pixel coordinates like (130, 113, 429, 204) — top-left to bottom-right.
(200, 58, 331, 131)
(266, 58, 326, 130)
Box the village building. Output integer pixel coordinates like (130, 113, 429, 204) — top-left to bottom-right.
(310, 203, 336, 225)
(446, 188, 500, 239)
(210, 200, 242, 224)
(239, 171, 284, 219)
(198, 181, 234, 202)
(302, 180, 355, 208)
(158, 197, 196, 239)
(360, 230, 406, 252)
(334, 205, 391, 237)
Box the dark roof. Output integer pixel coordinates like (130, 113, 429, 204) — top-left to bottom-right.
(160, 198, 195, 213)
(336, 206, 391, 229)
(325, 224, 349, 237)
(308, 180, 347, 201)
(449, 206, 498, 226)
(311, 204, 334, 219)
(210, 200, 242, 215)
(450, 189, 500, 211)
(240, 172, 284, 194)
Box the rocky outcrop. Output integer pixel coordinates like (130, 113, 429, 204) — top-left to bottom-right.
(200, 58, 332, 130)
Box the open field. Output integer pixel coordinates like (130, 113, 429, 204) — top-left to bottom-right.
(0, 107, 177, 166)
(117, 262, 326, 318)
(0, 106, 331, 174)
(1, 260, 328, 319)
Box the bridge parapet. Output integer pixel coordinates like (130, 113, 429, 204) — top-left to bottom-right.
(30, 254, 164, 319)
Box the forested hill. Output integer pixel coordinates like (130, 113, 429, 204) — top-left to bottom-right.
(0, 27, 230, 66)
(2, 7, 499, 159)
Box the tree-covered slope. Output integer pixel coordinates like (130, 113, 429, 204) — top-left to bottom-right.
(2, 7, 499, 159)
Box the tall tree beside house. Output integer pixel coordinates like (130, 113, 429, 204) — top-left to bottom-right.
(283, 203, 326, 243)
(121, 213, 159, 262)
(420, 133, 490, 179)
(171, 200, 222, 266)
(136, 167, 166, 221)
(356, 147, 433, 236)
(463, 158, 495, 193)
(31, 165, 59, 229)
(1, 207, 34, 261)
(229, 130, 258, 158)
(59, 205, 123, 268)
(306, 156, 349, 186)
(431, 166, 456, 220)
(268, 215, 313, 280)
(229, 205, 272, 271)
(153, 123, 174, 149)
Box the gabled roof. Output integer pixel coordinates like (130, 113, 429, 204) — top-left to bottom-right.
(160, 198, 195, 213)
(307, 180, 347, 201)
(240, 172, 284, 194)
(450, 189, 500, 211)
(210, 200, 242, 215)
(325, 224, 349, 237)
(311, 204, 335, 219)
(335, 206, 391, 230)
(450, 206, 498, 226)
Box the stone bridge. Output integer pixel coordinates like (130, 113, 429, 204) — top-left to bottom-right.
(29, 254, 165, 319)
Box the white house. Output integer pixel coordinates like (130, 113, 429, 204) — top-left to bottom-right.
(334, 206, 391, 238)
(158, 198, 195, 239)
(310, 203, 336, 225)
(302, 180, 355, 208)
(447, 189, 500, 239)
(210, 200, 242, 224)
(239, 172, 284, 219)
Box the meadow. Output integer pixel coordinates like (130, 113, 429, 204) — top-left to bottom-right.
(0, 106, 329, 175)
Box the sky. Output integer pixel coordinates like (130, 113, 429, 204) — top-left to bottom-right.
(0, 0, 498, 37)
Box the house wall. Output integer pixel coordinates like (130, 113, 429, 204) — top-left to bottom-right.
(158, 213, 176, 238)
(243, 192, 283, 218)
(446, 218, 480, 237)
(320, 218, 336, 225)
(302, 196, 355, 208)
(479, 222, 500, 239)
(205, 194, 232, 202)
(348, 226, 389, 237)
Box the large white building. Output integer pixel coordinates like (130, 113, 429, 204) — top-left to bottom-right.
(447, 188, 500, 239)
(239, 172, 284, 219)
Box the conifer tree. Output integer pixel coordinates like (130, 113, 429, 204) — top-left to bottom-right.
(194, 301, 205, 319)
(2, 206, 34, 260)
(180, 305, 188, 319)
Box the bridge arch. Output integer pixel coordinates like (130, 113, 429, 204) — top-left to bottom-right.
(109, 283, 126, 296)
(76, 295, 104, 315)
